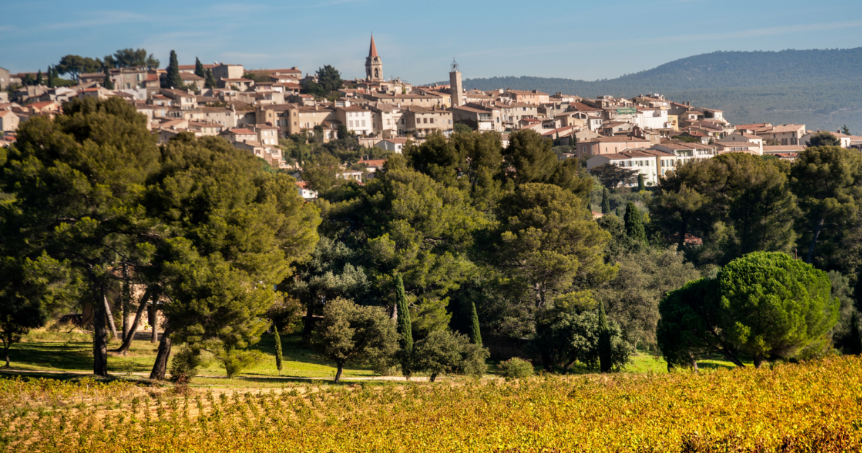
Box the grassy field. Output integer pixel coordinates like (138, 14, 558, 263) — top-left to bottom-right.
(1, 356, 859, 452)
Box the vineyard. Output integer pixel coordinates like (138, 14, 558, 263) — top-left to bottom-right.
(2, 356, 861, 452)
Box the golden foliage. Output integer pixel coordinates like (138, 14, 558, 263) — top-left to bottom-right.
(2, 356, 862, 452)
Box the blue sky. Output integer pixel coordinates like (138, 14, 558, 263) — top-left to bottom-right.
(2, 0, 861, 84)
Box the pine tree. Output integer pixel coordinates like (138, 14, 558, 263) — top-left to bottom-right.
(194, 57, 206, 78)
(36, 70, 43, 86)
(842, 124, 851, 135)
(637, 174, 645, 191)
(598, 300, 612, 373)
(165, 50, 183, 89)
(623, 202, 647, 244)
(601, 188, 611, 214)
(468, 301, 482, 346)
(273, 325, 284, 375)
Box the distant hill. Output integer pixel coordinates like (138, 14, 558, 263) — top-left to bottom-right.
(458, 48, 862, 133)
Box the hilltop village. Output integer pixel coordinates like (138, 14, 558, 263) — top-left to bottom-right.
(2, 36, 860, 196)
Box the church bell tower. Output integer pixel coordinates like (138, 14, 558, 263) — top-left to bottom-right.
(365, 35, 383, 81)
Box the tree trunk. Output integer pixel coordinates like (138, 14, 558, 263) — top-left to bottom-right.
(806, 217, 826, 263)
(720, 347, 746, 368)
(150, 305, 159, 343)
(302, 303, 315, 340)
(334, 362, 344, 383)
(103, 294, 118, 340)
(689, 353, 698, 371)
(753, 354, 763, 369)
(2, 340, 10, 368)
(149, 324, 172, 380)
(114, 287, 153, 355)
(121, 264, 131, 341)
(93, 286, 109, 377)
(430, 373, 437, 382)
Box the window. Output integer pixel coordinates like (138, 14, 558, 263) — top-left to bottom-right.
(361, 120, 366, 127)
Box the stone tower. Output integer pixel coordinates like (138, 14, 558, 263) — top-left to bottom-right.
(449, 59, 464, 107)
(365, 35, 383, 81)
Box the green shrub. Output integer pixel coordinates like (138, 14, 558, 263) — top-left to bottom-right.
(169, 345, 203, 383)
(497, 357, 534, 380)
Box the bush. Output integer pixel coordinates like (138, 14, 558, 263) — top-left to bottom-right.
(214, 349, 266, 378)
(497, 358, 534, 380)
(413, 330, 489, 381)
(169, 345, 203, 383)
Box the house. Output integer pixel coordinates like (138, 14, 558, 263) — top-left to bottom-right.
(0, 110, 19, 133)
(296, 181, 318, 200)
(717, 132, 763, 154)
(222, 128, 257, 144)
(649, 142, 717, 168)
(714, 142, 761, 155)
(0, 67, 10, 90)
(576, 136, 651, 158)
(401, 106, 453, 137)
(586, 148, 672, 187)
(358, 158, 387, 174)
(77, 87, 112, 100)
(337, 171, 363, 182)
(253, 124, 279, 146)
(160, 89, 197, 110)
(79, 72, 108, 85)
(377, 137, 409, 154)
(109, 67, 148, 90)
(211, 64, 244, 81)
(755, 124, 805, 146)
(452, 105, 500, 132)
(368, 102, 403, 137)
(502, 89, 549, 105)
(336, 106, 374, 136)
(28, 101, 60, 117)
(218, 78, 254, 91)
(366, 92, 446, 108)
(286, 105, 337, 136)
(178, 72, 205, 91)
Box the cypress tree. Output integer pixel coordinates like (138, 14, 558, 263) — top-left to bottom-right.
(166, 50, 183, 89)
(103, 69, 114, 90)
(637, 174, 645, 191)
(194, 57, 206, 78)
(468, 301, 482, 346)
(394, 274, 413, 375)
(615, 206, 622, 217)
(47, 66, 54, 88)
(205, 68, 217, 89)
(273, 325, 284, 375)
(623, 202, 647, 244)
(36, 70, 43, 86)
(601, 188, 611, 214)
(598, 300, 612, 373)
(395, 274, 413, 352)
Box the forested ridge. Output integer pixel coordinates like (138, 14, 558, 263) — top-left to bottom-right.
(459, 47, 862, 132)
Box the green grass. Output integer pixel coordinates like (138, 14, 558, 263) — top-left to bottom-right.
(4, 327, 750, 387)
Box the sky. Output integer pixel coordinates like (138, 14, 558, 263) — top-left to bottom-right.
(2, 0, 861, 84)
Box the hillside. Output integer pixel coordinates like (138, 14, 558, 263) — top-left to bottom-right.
(460, 48, 862, 132)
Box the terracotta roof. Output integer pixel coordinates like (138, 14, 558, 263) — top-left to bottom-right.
(359, 159, 386, 166)
(369, 35, 379, 58)
(227, 128, 255, 135)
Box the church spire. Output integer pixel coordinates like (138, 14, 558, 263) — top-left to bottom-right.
(369, 35, 379, 58)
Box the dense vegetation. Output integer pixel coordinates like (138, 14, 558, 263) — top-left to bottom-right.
(461, 48, 862, 132)
(2, 356, 861, 452)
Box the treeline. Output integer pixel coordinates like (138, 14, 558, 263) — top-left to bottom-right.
(2, 100, 860, 378)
